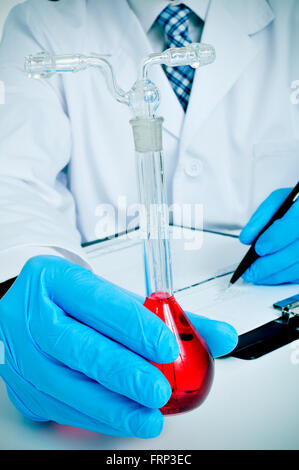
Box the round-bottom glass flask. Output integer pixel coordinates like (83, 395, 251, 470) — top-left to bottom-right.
(144, 292, 214, 415)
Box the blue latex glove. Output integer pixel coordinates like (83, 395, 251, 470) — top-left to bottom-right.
(0, 256, 237, 438)
(240, 188, 299, 285)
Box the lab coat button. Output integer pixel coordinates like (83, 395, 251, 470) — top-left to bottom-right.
(184, 158, 202, 177)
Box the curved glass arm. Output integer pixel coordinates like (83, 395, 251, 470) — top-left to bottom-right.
(139, 43, 216, 79)
(25, 51, 129, 105)
(25, 43, 215, 117)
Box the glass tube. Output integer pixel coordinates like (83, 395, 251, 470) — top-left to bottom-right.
(136, 148, 173, 296)
(131, 117, 172, 296)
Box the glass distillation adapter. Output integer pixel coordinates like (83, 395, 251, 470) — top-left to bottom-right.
(25, 42, 216, 415)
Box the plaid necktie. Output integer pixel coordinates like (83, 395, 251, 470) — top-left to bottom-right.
(157, 4, 201, 112)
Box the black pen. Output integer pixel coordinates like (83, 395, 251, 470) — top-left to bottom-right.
(229, 181, 299, 285)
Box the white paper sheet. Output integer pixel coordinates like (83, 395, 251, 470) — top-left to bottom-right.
(176, 275, 298, 335)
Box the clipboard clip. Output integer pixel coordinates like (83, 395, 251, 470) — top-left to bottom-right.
(273, 294, 299, 325)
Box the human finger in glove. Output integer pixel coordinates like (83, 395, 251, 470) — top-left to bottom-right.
(240, 187, 299, 285)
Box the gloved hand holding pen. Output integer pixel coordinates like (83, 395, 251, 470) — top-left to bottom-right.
(240, 187, 299, 285)
(0, 256, 238, 439)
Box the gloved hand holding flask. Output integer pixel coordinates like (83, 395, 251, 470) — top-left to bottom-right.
(0, 256, 237, 438)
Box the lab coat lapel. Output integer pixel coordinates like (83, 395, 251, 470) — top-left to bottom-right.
(116, 7, 184, 140)
(181, 0, 275, 147)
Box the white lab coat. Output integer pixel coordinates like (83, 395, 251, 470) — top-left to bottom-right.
(0, 0, 298, 281)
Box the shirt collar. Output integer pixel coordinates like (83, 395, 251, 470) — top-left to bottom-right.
(127, 0, 210, 33)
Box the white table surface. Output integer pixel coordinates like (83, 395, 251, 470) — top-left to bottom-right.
(0, 230, 298, 450)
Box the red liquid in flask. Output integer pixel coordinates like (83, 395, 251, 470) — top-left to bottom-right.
(144, 292, 214, 415)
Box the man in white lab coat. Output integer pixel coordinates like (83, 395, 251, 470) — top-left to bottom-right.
(0, 0, 298, 438)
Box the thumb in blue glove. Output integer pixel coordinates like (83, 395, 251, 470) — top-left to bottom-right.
(240, 187, 299, 285)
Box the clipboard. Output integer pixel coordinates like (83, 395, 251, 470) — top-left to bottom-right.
(231, 293, 299, 360)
